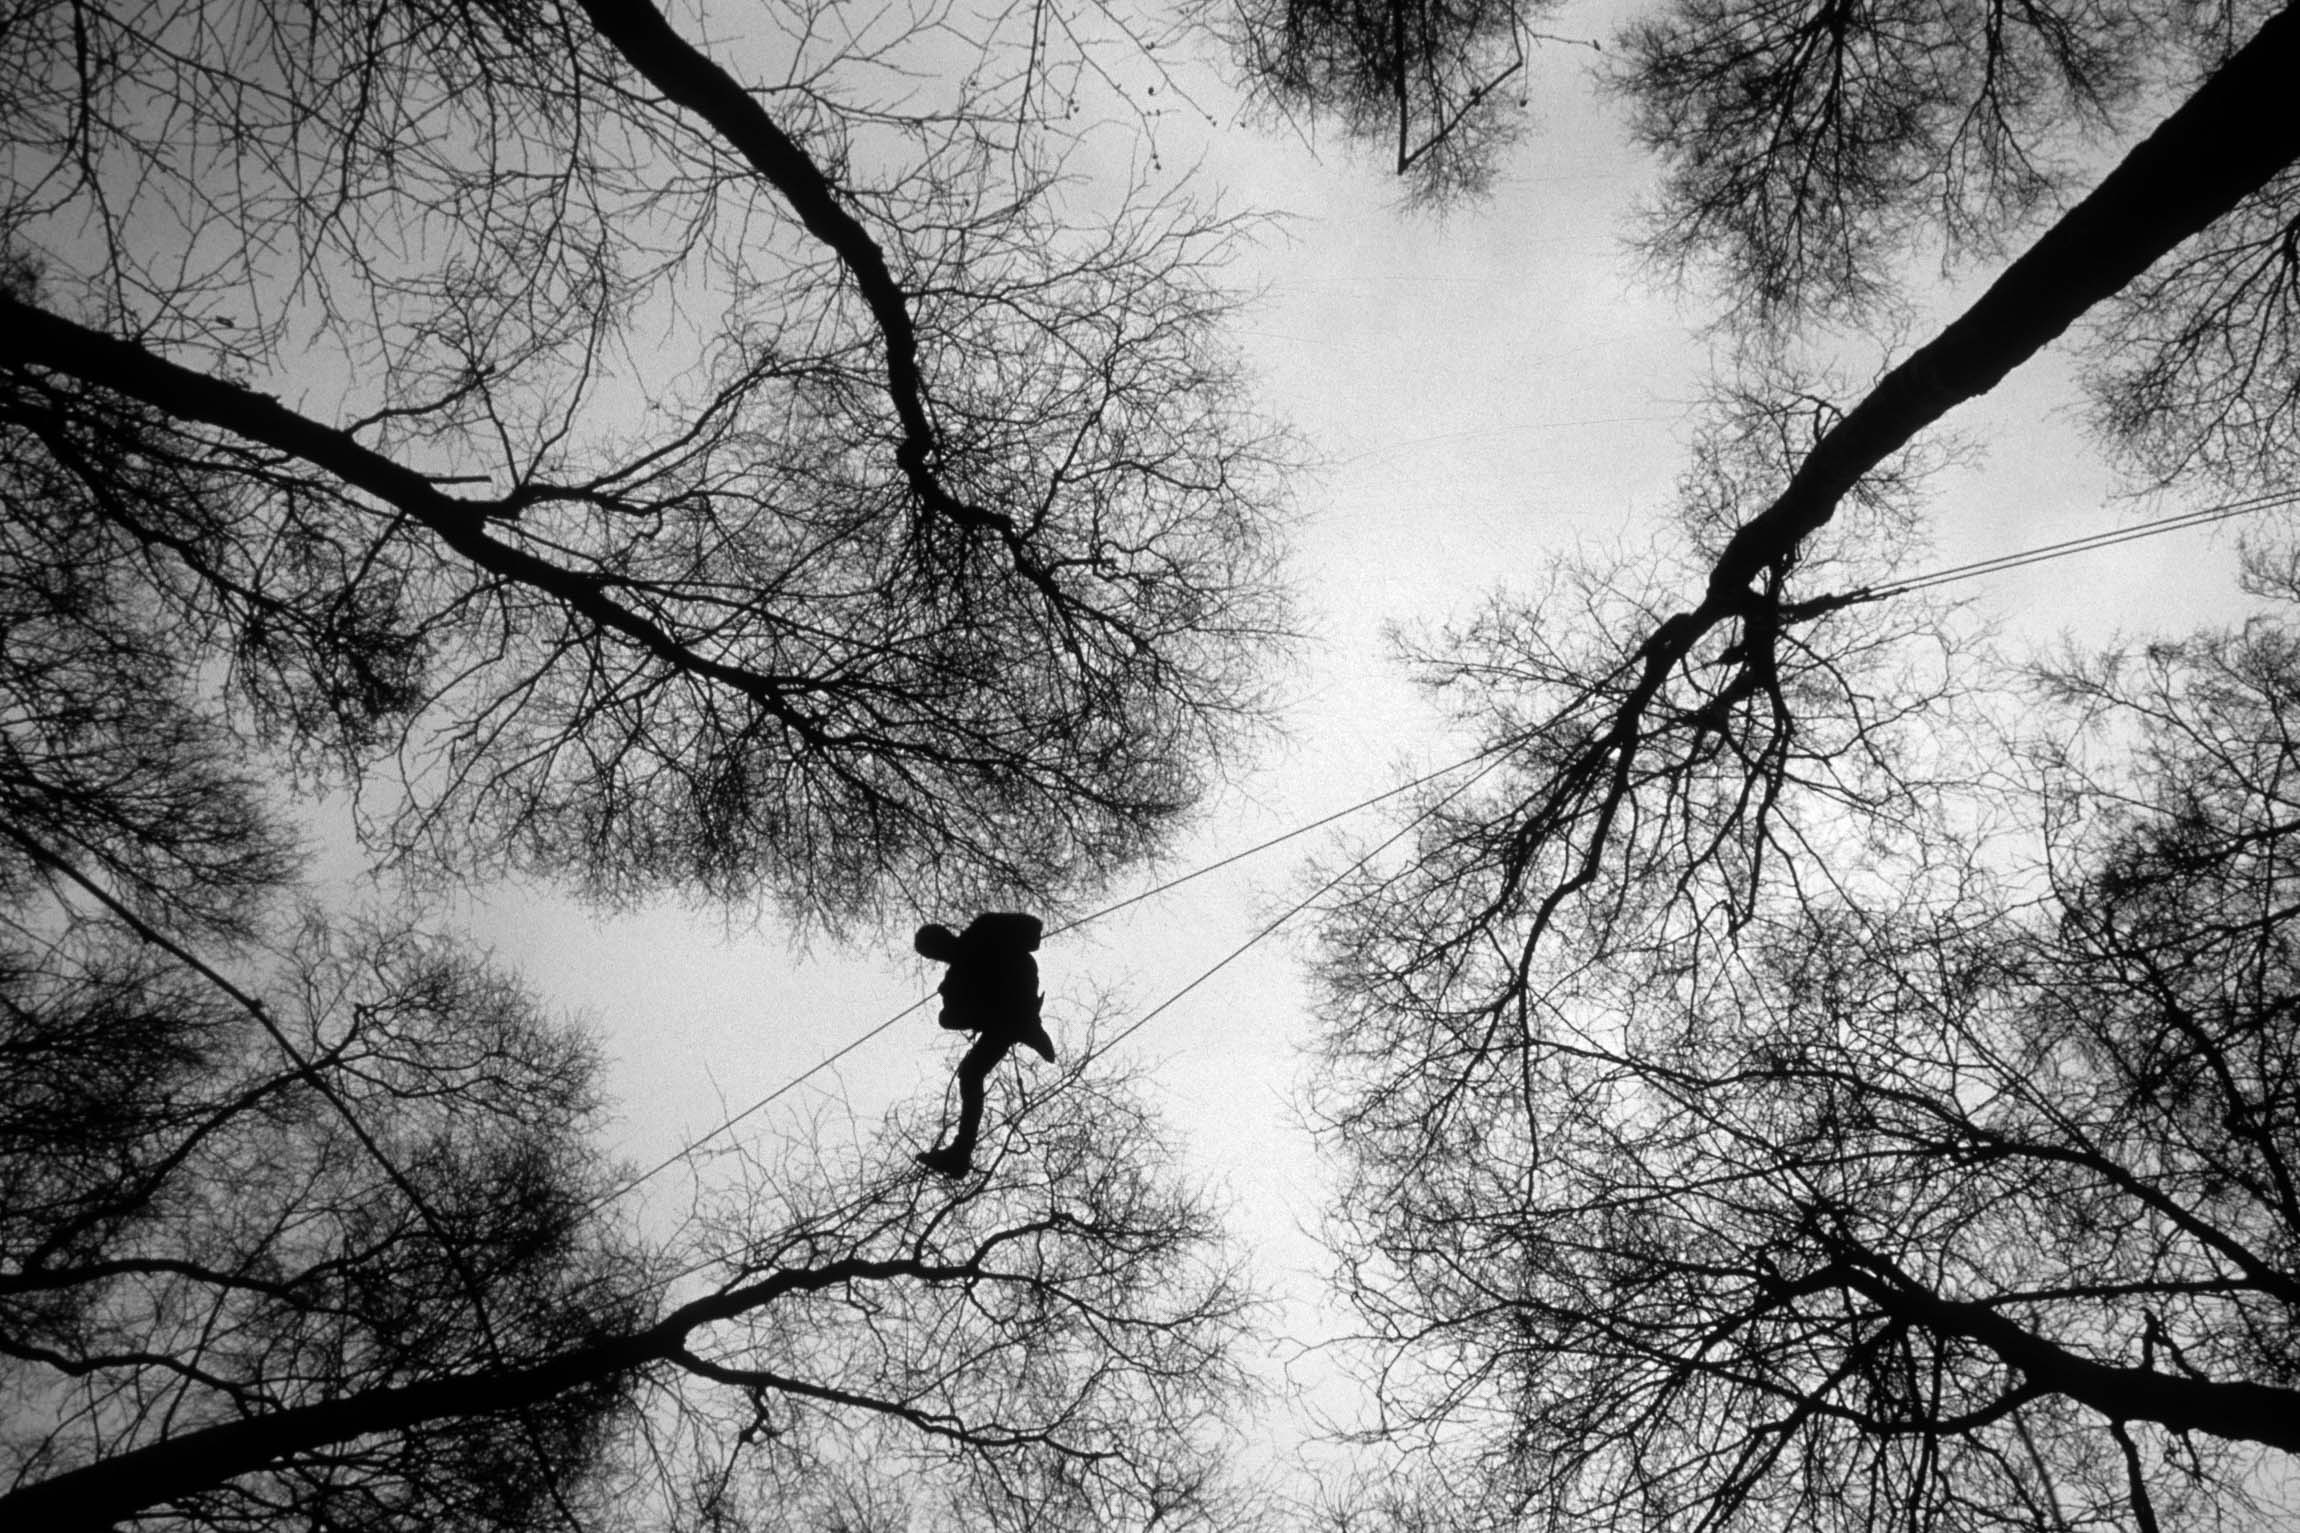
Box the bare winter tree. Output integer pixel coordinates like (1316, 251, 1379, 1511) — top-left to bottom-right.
(1, 2, 1288, 1524)
(1208, 0, 1543, 203)
(0, 0, 1292, 928)
(1274, 0, 2300, 1049)
(640, 1058, 1266, 1533)
(1249, 2, 2300, 1527)
(1311, 584, 2300, 1531)
(1220, 0, 2300, 493)
(0, 924, 1263, 1531)
(0, 905, 658, 1530)
(0, 381, 1265, 1525)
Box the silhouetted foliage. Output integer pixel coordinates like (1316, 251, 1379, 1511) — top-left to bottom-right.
(0, 884, 1264, 1531)
(0, 921, 650, 1530)
(0, 540, 1261, 1527)
(1215, 0, 1541, 203)
(1613, 0, 2152, 329)
(651, 1056, 1266, 1533)
(1219, 0, 2300, 496)
(1273, 9, 2300, 1528)
(0, 379, 1266, 1533)
(1311, 583, 2300, 1531)
(1294, 7, 2300, 1051)
(0, 3, 1285, 1525)
(0, 0, 1292, 929)
(2088, 162, 2300, 494)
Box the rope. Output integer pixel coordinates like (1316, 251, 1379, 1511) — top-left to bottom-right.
(1077, 746, 1514, 1064)
(1033, 482, 2300, 1090)
(627, 741, 1530, 1292)
(594, 484, 2296, 1213)
(1042, 746, 1516, 939)
(585, 734, 1519, 1213)
(587, 995, 932, 1214)
(1863, 486, 2299, 601)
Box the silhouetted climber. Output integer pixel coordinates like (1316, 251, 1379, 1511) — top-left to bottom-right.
(913, 912, 1056, 1177)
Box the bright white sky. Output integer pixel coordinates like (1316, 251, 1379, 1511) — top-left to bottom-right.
(436, 2, 2258, 1490)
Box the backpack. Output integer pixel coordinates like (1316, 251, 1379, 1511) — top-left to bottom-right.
(936, 912, 1043, 1032)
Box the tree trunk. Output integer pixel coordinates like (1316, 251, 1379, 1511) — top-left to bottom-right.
(1701, 0, 2300, 612)
(0, 1255, 966, 1530)
(1838, 1265, 2300, 1454)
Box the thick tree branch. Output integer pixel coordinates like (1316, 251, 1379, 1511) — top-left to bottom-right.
(571, 0, 1015, 540)
(0, 1251, 1012, 1530)
(0, 295, 823, 733)
(1833, 1263, 2300, 1454)
(1701, 0, 2300, 612)
(1717, 0, 2300, 597)
(1520, 0, 2300, 953)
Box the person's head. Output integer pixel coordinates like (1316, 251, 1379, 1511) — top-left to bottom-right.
(913, 922, 961, 963)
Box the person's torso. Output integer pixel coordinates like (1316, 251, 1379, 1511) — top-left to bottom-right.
(939, 935, 1039, 1029)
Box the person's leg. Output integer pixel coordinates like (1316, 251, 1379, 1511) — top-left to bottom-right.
(918, 1034, 1009, 1176)
(945, 1033, 1004, 1162)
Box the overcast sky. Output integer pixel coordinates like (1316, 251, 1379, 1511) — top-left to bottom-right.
(430, 2, 2260, 1483)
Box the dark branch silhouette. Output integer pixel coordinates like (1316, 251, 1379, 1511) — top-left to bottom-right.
(0, 0, 1292, 924)
(1313, 586, 2300, 1530)
(1419, 0, 2300, 984)
(4, 1249, 1013, 1531)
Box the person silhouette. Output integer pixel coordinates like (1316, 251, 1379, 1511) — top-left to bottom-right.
(912, 912, 1056, 1177)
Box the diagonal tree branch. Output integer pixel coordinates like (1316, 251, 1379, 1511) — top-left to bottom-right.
(0, 295, 824, 733)
(1526, 0, 2300, 953)
(1830, 1260, 2300, 1455)
(0, 1251, 1016, 1531)
(1696, 0, 2300, 612)
(572, 0, 1018, 540)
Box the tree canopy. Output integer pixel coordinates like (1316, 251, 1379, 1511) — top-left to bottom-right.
(1, 0, 1292, 1524)
(1316, 590, 2300, 1528)
(1223, 0, 2300, 493)
(0, 461, 1259, 1516)
(1223, 0, 2300, 1526)
(2, 0, 1293, 927)
(0, 902, 1262, 1530)
(11, 0, 2300, 1525)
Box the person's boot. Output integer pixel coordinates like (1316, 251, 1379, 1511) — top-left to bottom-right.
(1016, 1017, 1056, 1063)
(914, 1144, 973, 1178)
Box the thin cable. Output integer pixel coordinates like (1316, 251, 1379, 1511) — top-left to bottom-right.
(1886, 498, 2276, 591)
(1060, 662, 1635, 1067)
(1892, 500, 2286, 590)
(588, 738, 1516, 1211)
(586, 995, 929, 1214)
(1079, 747, 1516, 1064)
(599, 659, 1644, 1212)
(1045, 739, 1520, 939)
(605, 486, 2298, 1211)
(1870, 487, 2299, 599)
